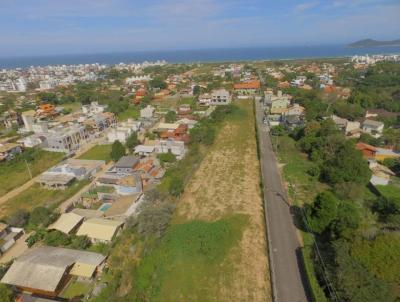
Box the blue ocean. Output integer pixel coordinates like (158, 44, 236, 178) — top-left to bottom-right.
(1, 45, 400, 69)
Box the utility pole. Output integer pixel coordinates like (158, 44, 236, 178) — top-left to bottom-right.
(24, 159, 33, 179)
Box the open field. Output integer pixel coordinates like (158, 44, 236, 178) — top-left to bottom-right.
(78, 144, 112, 163)
(0, 150, 64, 196)
(117, 106, 140, 121)
(152, 100, 271, 301)
(0, 180, 90, 218)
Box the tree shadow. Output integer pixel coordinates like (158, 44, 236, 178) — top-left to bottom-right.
(290, 205, 309, 232)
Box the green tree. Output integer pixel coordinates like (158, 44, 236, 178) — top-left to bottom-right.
(125, 132, 139, 151)
(0, 284, 13, 302)
(169, 176, 184, 197)
(157, 152, 176, 167)
(193, 85, 201, 95)
(110, 140, 126, 162)
(305, 191, 339, 234)
(44, 230, 71, 247)
(321, 141, 371, 185)
(165, 110, 177, 123)
(149, 77, 167, 89)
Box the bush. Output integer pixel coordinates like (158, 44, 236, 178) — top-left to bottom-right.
(110, 140, 126, 162)
(29, 207, 54, 227)
(5, 209, 29, 227)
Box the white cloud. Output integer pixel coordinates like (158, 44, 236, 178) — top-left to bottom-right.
(294, 1, 320, 13)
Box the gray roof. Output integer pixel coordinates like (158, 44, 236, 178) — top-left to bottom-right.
(363, 119, 384, 128)
(1, 246, 105, 292)
(115, 155, 139, 169)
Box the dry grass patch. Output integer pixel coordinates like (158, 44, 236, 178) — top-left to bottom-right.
(173, 100, 272, 302)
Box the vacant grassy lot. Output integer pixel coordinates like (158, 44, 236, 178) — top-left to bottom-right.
(154, 100, 271, 302)
(118, 106, 140, 121)
(0, 150, 64, 196)
(0, 180, 90, 218)
(78, 144, 112, 163)
(133, 216, 247, 301)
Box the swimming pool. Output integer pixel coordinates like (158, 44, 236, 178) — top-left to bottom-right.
(98, 203, 112, 212)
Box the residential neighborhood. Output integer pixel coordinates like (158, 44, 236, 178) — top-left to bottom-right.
(1, 53, 400, 302)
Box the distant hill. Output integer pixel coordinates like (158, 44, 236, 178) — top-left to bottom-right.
(348, 39, 400, 48)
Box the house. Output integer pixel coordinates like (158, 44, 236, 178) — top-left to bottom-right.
(0, 143, 22, 161)
(160, 124, 190, 143)
(153, 122, 180, 132)
(356, 142, 400, 161)
(76, 218, 124, 243)
(154, 139, 187, 159)
(140, 105, 155, 119)
(177, 118, 198, 129)
(135, 88, 147, 104)
(47, 213, 84, 234)
(234, 80, 261, 97)
(114, 156, 140, 174)
(133, 157, 165, 187)
(267, 115, 282, 127)
(365, 109, 400, 119)
(97, 172, 143, 195)
(82, 102, 107, 114)
(331, 115, 361, 136)
(362, 119, 384, 138)
(291, 76, 307, 87)
(1, 246, 106, 297)
(107, 120, 141, 143)
(0, 223, 24, 255)
(282, 104, 305, 116)
(178, 104, 192, 116)
(38, 159, 105, 189)
(84, 112, 116, 132)
(104, 194, 142, 219)
(369, 160, 395, 186)
(134, 145, 156, 157)
(283, 115, 305, 130)
(356, 142, 377, 159)
(199, 89, 231, 106)
(71, 208, 104, 219)
(43, 124, 87, 153)
(270, 99, 290, 115)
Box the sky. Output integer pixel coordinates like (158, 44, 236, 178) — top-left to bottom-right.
(0, 0, 399, 57)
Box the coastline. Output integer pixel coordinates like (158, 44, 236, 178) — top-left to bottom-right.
(1, 44, 400, 69)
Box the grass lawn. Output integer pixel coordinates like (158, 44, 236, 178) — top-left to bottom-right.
(0, 150, 64, 196)
(61, 280, 92, 299)
(117, 105, 140, 121)
(376, 184, 400, 202)
(0, 180, 90, 218)
(132, 216, 247, 301)
(78, 144, 112, 163)
(274, 136, 328, 205)
(62, 102, 81, 112)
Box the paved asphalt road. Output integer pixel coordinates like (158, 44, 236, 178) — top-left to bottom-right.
(255, 99, 310, 302)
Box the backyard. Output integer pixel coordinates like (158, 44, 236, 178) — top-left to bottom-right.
(0, 149, 64, 196)
(78, 144, 112, 163)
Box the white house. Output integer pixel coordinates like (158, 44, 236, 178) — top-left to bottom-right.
(362, 119, 384, 138)
(82, 102, 108, 114)
(140, 105, 155, 119)
(199, 89, 231, 106)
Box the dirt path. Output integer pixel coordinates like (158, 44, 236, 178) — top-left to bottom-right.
(175, 101, 272, 302)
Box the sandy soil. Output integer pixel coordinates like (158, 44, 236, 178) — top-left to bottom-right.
(175, 102, 272, 302)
